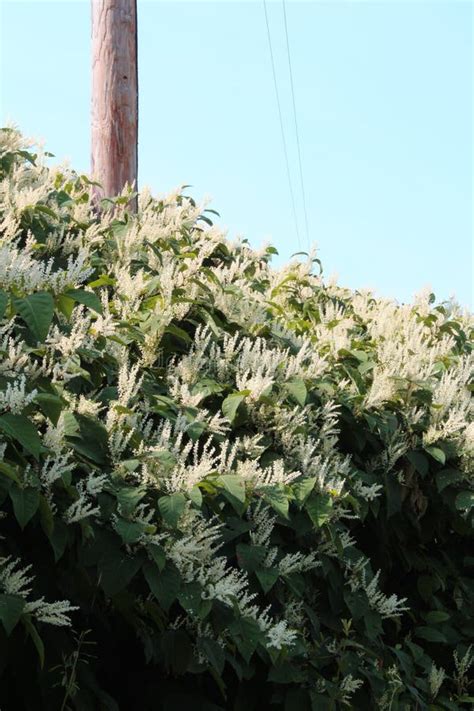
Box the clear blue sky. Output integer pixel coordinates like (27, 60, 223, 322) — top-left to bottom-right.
(1, 0, 472, 307)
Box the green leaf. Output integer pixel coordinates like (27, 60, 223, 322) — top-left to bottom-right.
(178, 582, 202, 615)
(198, 599, 212, 621)
(35, 203, 57, 219)
(189, 485, 202, 508)
(198, 637, 225, 675)
(164, 323, 192, 344)
(219, 474, 246, 513)
(144, 563, 181, 611)
(416, 626, 447, 643)
(221, 391, 248, 422)
(13, 292, 54, 342)
(191, 378, 225, 398)
(236, 544, 267, 572)
(345, 591, 370, 621)
(285, 378, 307, 406)
(39, 494, 54, 538)
(385, 473, 402, 519)
(0, 290, 8, 320)
(406, 451, 429, 477)
(425, 611, 450, 624)
(65, 288, 103, 315)
(269, 662, 306, 684)
(158, 493, 186, 528)
(116, 487, 146, 517)
(162, 629, 193, 675)
(284, 572, 306, 598)
(0, 594, 25, 635)
(88, 274, 115, 288)
(343, 363, 366, 394)
(306, 494, 333, 528)
(22, 616, 45, 667)
(56, 294, 75, 319)
(121, 459, 140, 473)
(436, 468, 464, 493)
(425, 446, 446, 465)
(417, 575, 435, 602)
(0, 414, 43, 459)
(114, 518, 146, 544)
(263, 486, 289, 519)
(62, 411, 80, 437)
(455, 491, 474, 512)
(0, 461, 20, 484)
(49, 519, 69, 562)
(256, 567, 279, 593)
(9, 486, 39, 529)
(100, 553, 143, 596)
(233, 616, 263, 662)
(292, 477, 316, 507)
(364, 608, 383, 640)
(35, 392, 64, 425)
(219, 475, 245, 503)
(70, 414, 109, 464)
(148, 544, 166, 571)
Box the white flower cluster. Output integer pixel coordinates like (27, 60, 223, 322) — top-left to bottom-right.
(0, 329, 36, 378)
(0, 240, 92, 294)
(0, 375, 37, 414)
(43, 414, 67, 454)
(340, 674, 364, 705)
(453, 644, 473, 694)
(63, 472, 108, 524)
(164, 510, 298, 651)
(346, 558, 409, 619)
(423, 354, 473, 450)
(40, 452, 72, 489)
(0, 556, 78, 627)
(167, 326, 327, 411)
(1, 129, 473, 683)
(278, 550, 321, 576)
(428, 664, 445, 699)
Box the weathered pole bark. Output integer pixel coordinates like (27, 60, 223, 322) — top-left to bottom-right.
(91, 0, 138, 211)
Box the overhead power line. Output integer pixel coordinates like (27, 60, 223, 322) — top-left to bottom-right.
(263, 0, 301, 249)
(282, 0, 310, 251)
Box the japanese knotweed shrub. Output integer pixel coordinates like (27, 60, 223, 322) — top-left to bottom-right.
(0, 127, 473, 711)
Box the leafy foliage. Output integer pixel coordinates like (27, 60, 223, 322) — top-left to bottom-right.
(0, 127, 473, 710)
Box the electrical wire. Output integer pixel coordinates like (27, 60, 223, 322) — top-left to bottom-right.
(282, 0, 310, 251)
(263, 0, 301, 248)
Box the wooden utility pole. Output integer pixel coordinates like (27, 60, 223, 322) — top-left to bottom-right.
(91, 0, 138, 210)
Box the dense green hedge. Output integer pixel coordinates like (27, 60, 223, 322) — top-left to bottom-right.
(0, 127, 473, 710)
